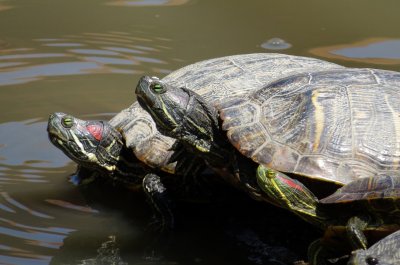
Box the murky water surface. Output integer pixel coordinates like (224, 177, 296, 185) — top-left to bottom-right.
(1, 0, 400, 264)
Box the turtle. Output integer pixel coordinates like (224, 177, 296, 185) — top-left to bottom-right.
(134, 68, 400, 238)
(256, 167, 400, 265)
(47, 53, 343, 228)
(348, 229, 400, 265)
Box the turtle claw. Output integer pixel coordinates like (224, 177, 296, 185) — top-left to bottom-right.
(142, 173, 176, 232)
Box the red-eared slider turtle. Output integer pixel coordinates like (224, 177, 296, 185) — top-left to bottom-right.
(256, 167, 400, 265)
(348, 230, 400, 265)
(135, 68, 400, 225)
(48, 53, 342, 228)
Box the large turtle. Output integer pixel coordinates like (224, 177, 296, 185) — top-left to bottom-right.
(134, 68, 400, 232)
(48, 53, 343, 227)
(256, 167, 400, 265)
(348, 229, 400, 265)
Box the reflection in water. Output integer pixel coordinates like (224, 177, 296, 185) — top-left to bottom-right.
(310, 38, 400, 64)
(76, 236, 127, 265)
(0, 39, 11, 49)
(332, 39, 400, 59)
(260, 38, 292, 50)
(0, 3, 13, 12)
(46, 200, 99, 214)
(0, 31, 175, 86)
(0, 193, 73, 264)
(106, 0, 190, 7)
(1, 192, 52, 218)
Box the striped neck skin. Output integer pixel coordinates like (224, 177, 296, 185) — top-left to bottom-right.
(47, 112, 145, 184)
(256, 166, 329, 229)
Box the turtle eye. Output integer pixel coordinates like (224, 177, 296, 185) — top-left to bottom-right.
(266, 169, 276, 179)
(151, 83, 166, 94)
(62, 116, 74, 128)
(366, 256, 379, 265)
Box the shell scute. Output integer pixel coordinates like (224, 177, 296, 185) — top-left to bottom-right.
(311, 69, 378, 86)
(228, 124, 269, 158)
(295, 156, 350, 184)
(221, 102, 260, 131)
(372, 69, 400, 85)
(253, 143, 299, 173)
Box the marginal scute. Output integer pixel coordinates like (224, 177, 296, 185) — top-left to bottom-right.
(321, 174, 400, 209)
(228, 124, 269, 158)
(294, 156, 348, 184)
(253, 142, 299, 173)
(135, 136, 175, 172)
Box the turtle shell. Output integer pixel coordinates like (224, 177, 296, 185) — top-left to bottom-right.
(320, 174, 400, 204)
(219, 68, 400, 185)
(109, 53, 342, 174)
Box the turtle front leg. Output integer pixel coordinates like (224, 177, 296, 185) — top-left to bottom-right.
(256, 165, 325, 228)
(142, 173, 175, 231)
(346, 215, 369, 250)
(168, 141, 206, 178)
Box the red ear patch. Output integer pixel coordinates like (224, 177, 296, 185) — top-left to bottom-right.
(279, 175, 304, 192)
(86, 124, 103, 141)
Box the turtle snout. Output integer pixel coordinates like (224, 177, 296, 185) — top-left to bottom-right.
(135, 76, 150, 96)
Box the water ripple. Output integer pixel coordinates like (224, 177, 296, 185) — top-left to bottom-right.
(0, 53, 67, 60)
(106, 0, 191, 7)
(0, 62, 100, 86)
(0, 31, 176, 86)
(1, 193, 53, 219)
(46, 199, 99, 214)
(0, 254, 51, 265)
(43, 43, 84, 47)
(84, 56, 138, 65)
(70, 49, 120, 56)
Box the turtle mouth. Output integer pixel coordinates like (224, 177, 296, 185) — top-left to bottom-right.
(136, 94, 151, 111)
(136, 95, 170, 129)
(48, 132, 88, 161)
(47, 127, 68, 148)
(48, 132, 64, 147)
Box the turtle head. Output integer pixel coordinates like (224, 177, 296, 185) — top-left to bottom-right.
(135, 76, 183, 135)
(47, 112, 140, 179)
(256, 165, 325, 226)
(135, 76, 223, 158)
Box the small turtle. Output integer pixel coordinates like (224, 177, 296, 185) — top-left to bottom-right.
(48, 53, 341, 227)
(256, 167, 400, 264)
(348, 230, 400, 265)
